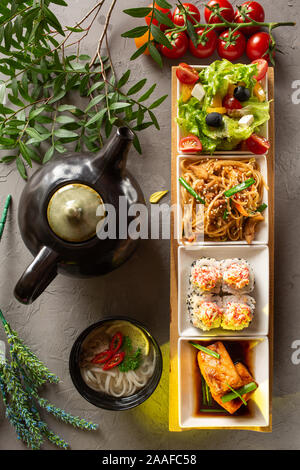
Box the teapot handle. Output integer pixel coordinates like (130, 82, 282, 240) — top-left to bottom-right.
(14, 246, 59, 304)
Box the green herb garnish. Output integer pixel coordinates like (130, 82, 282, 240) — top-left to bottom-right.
(199, 409, 229, 413)
(179, 177, 205, 204)
(224, 178, 255, 198)
(189, 342, 220, 359)
(118, 336, 142, 372)
(223, 209, 228, 220)
(257, 203, 268, 212)
(221, 382, 257, 404)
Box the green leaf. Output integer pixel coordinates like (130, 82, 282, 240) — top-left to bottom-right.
(150, 24, 172, 49)
(56, 115, 76, 125)
(153, 8, 174, 27)
(117, 70, 131, 89)
(138, 84, 156, 102)
(121, 26, 148, 38)
(8, 94, 24, 107)
(148, 42, 163, 68)
(155, 0, 172, 8)
(57, 104, 77, 112)
(133, 133, 142, 154)
(85, 94, 106, 112)
(123, 7, 152, 18)
(0, 82, 6, 104)
(186, 19, 198, 48)
(48, 90, 66, 104)
(44, 6, 65, 36)
(29, 107, 46, 120)
(54, 129, 78, 138)
(109, 102, 131, 111)
(149, 110, 160, 130)
(88, 81, 105, 95)
(16, 156, 27, 180)
(127, 79, 147, 96)
(50, 0, 68, 5)
(19, 142, 32, 167)
(85, 108, 107, 128)
(43, 146, 55, 164)
(149, 94, 168, 109)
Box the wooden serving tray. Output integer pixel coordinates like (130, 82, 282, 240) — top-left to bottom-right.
(169, 67, 274, 432)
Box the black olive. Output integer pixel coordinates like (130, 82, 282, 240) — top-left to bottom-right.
(206, 112, 223, 128)
(234, 86, 251, 102)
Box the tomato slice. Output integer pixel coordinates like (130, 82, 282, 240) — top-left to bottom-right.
(222, 95, 243, 110)
(102, 351, 125, 370)
(109, 332, 123, 354)
(179, 135, 202, 153)
(246, 134, 270, 155)
(176, 63, 199, 85)
(91, 349, 113, 364)
(251, 58, 268, 81)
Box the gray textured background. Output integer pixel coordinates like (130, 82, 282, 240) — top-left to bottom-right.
(0, 0, 300, 450)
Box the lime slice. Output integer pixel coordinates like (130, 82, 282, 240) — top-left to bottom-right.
(106, 321, 149, 356)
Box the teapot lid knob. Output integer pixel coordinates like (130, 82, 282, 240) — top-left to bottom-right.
(47, 183, 105, 243)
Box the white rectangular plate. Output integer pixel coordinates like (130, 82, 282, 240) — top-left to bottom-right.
(176, 153, 269, 245)
(178, 245, 269, 337)
(178, 336, 269, 429)
(176, 65, 268, 155)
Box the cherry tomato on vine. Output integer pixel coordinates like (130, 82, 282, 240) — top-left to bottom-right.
(145, 3, 172, 31)
(234, 1, 265, 36)
(246, 133, 270, 154)
(179, 135, 202, 153)
(204, 0, 234, 28)
(189, 28, 218, 58)
(176, 63, 199, 84)
(160, 32, 189, 59)
(222, 94, 243, 110)
(246, 32, 274, 62)
(172, 3, 200, 27)
(251, 58, 268, 81)
(217, 30, 246, 60)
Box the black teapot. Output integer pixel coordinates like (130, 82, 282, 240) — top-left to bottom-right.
(14, 127, 145, 304)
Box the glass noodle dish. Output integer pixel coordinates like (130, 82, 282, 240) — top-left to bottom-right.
(177, 60, 270, 154)
(79, 320, 157, 398)
(179, 157, 268, 243)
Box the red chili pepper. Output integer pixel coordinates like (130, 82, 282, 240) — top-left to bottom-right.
(109, 332, 123, 354)
(102, 351, 125, 371)
(91, 349, 113, 364)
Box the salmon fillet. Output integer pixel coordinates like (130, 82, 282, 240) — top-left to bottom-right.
(197, 342, 243, 395)
(197, 342, 257, 415)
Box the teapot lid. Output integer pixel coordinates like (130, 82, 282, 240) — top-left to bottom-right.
(47, 183, 104, 243)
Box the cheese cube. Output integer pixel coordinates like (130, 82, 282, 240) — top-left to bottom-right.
(239, 114, 254, 127)
(191, 83, 205, 103)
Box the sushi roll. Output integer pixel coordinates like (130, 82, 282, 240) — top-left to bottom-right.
(190, 258, 222, 294)
(188, 292, 223, 331)
(222, 259, 254, 294)
(222, 295, 255, 331)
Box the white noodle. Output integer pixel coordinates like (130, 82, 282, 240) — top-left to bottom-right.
(79, 323, 157, 397)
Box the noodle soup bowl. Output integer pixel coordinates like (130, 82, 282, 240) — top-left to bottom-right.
(69, 317, 163, 410)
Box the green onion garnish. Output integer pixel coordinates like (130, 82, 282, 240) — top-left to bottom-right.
(189, 342, 220, 359)
(223, 209, 228, 220)
(257, 203, 268, 212)
(224, 178, 255, 198)
(221, 382, 257, 404)
(179, 177, 205, 204)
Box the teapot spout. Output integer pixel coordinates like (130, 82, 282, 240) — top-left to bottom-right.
(93, 126, 134, 176)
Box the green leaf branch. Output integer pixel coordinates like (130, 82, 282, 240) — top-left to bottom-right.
(0, 0, 167, 179)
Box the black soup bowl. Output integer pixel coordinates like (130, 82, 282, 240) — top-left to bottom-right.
(69, 316, 163, 410)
